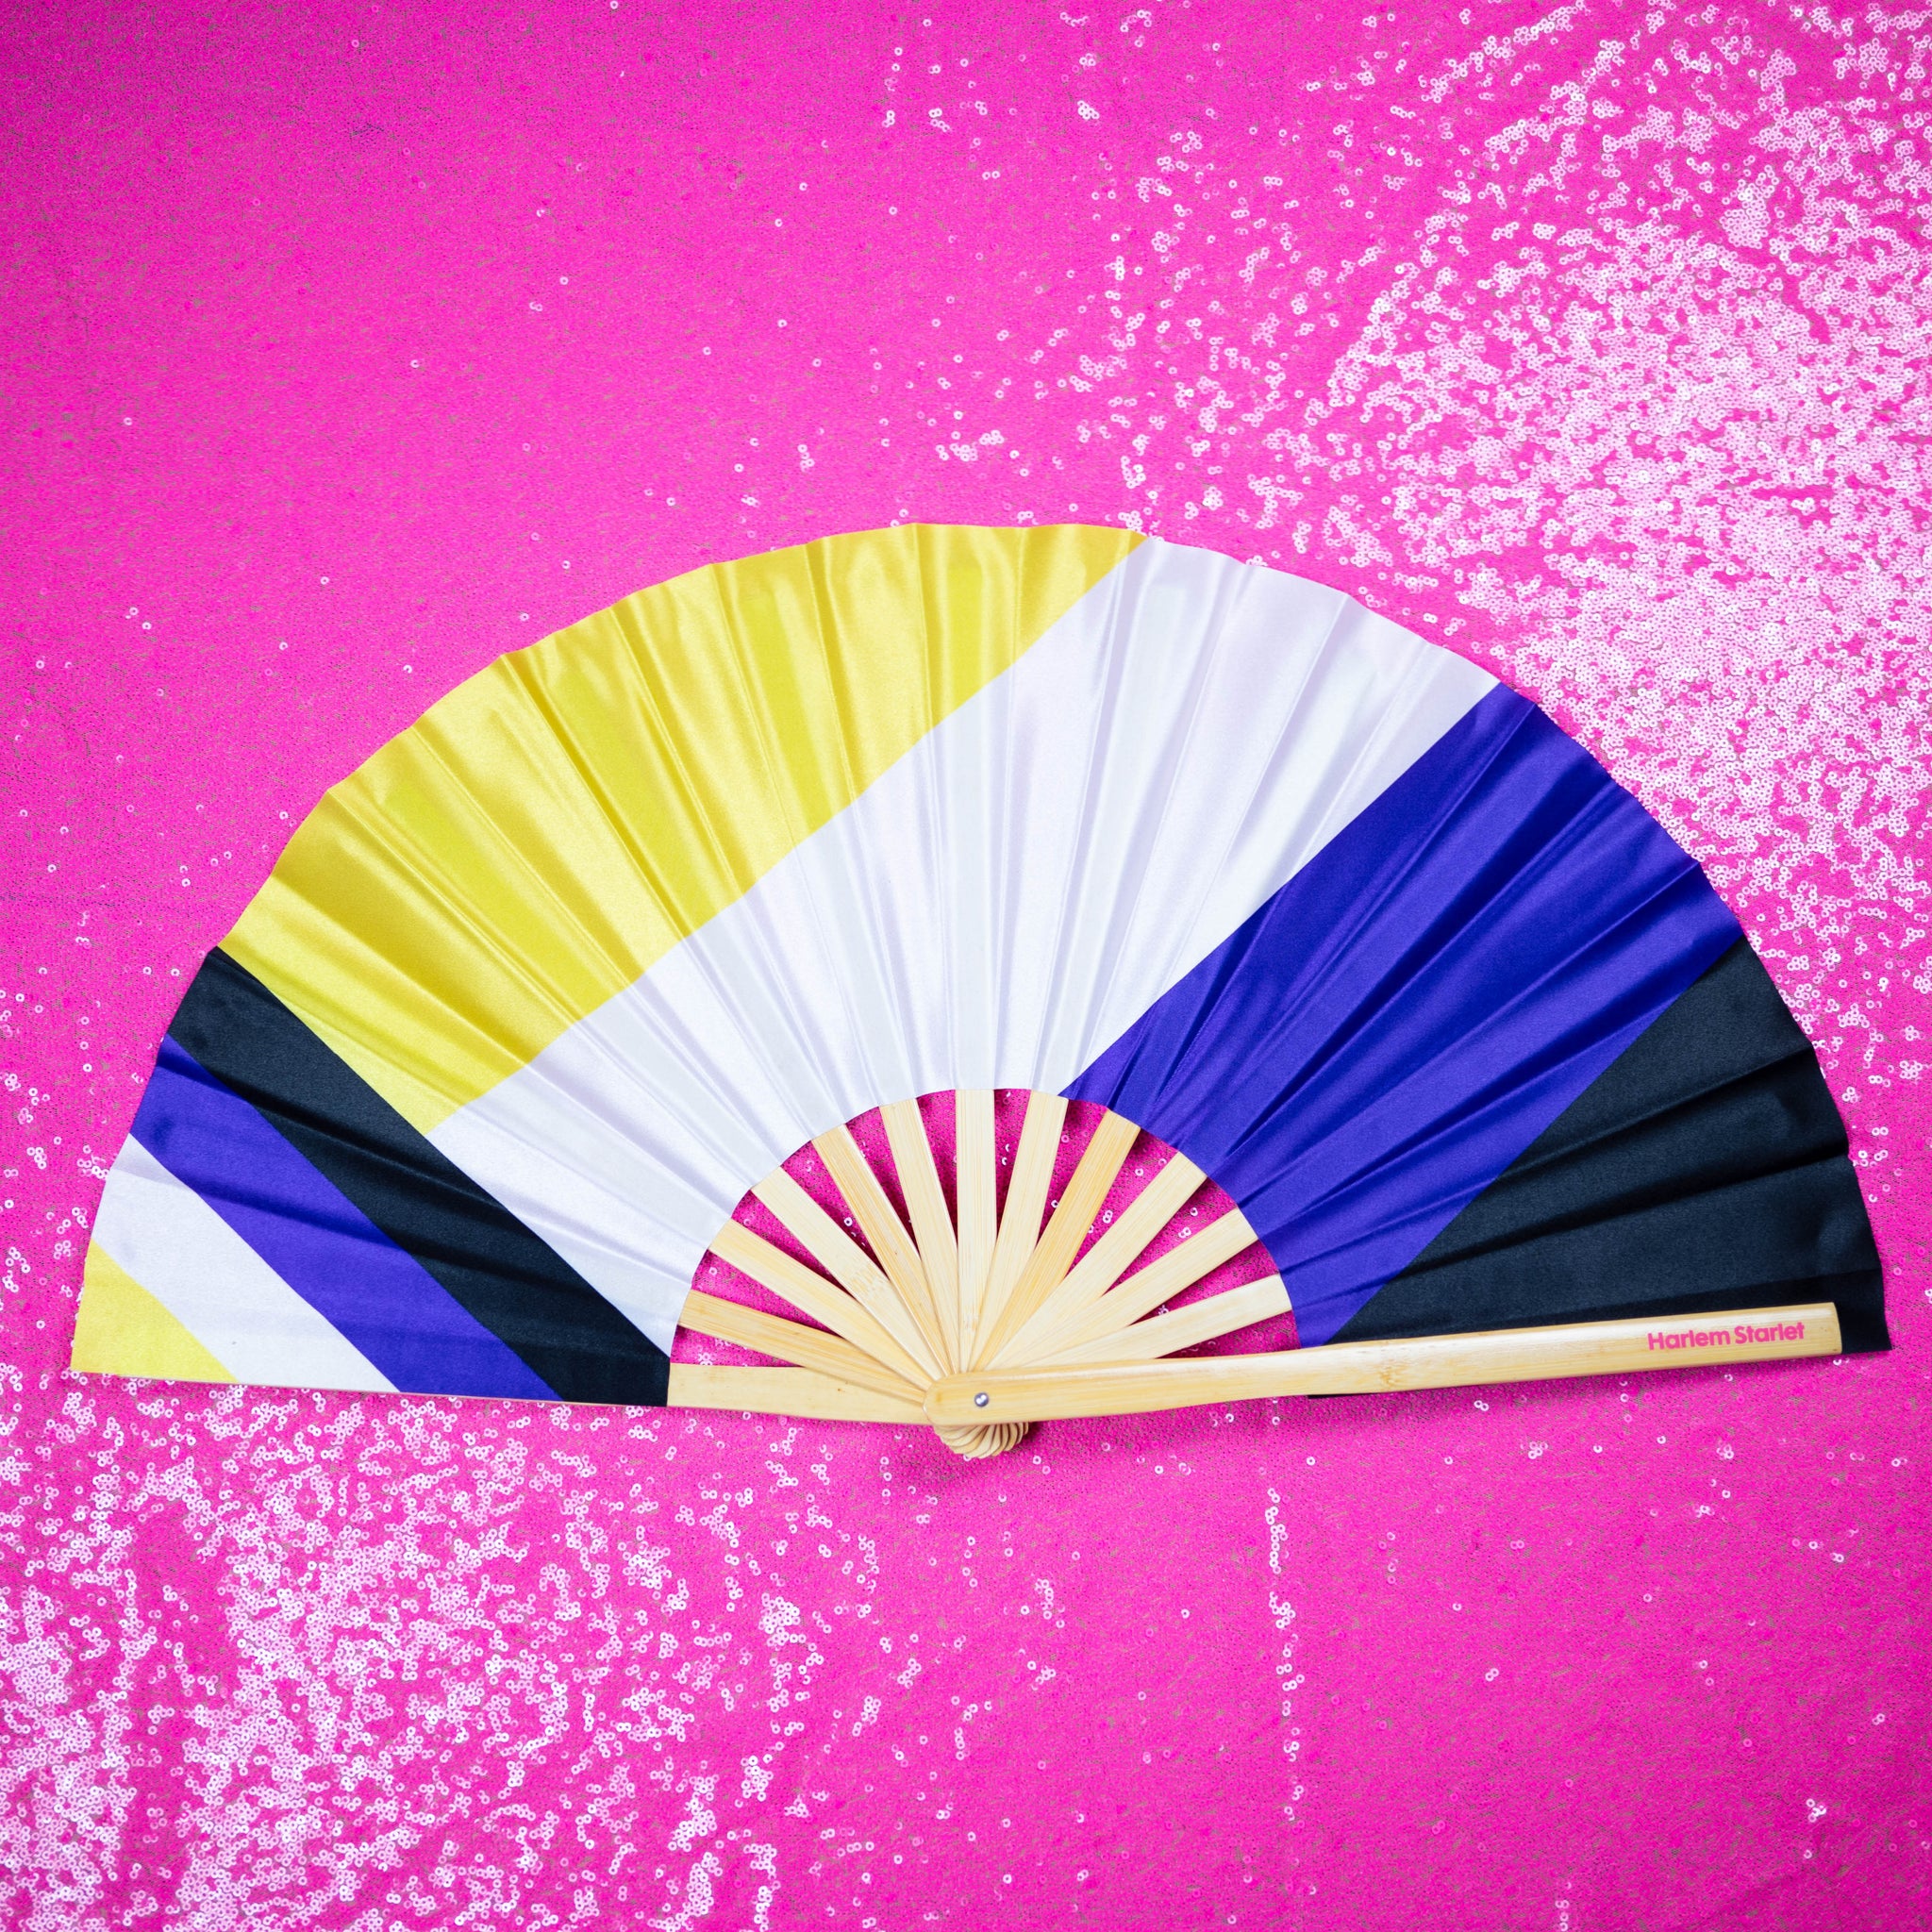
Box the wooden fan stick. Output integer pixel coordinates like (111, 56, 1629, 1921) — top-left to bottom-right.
(670, 1363, 926, 1424)
(679, 1288, 922, 1401)
(708, 1220, 933, 1389)
(974, 1109, 1139, 1366)
(811, 1124, 949, 1367)
(954, 1090, 998, 1363)
(1040, 1275, 1291, 1366)
(880, 1097, 963, 1369)
(993, 1151, 1208, 1365)
(923, 1303, 1845, 1425)
(750, 1167, 942, 1379)
(970, 1091, 1066, 1360)
(1014, 1207, 1260, 1364)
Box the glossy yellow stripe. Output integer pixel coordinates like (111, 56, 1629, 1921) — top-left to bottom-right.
(224, 525, 1141, 1131)
(71, 1242, 234, 1384)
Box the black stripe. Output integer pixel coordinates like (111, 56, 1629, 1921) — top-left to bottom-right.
(168, 949, 670, 1406)
(1333, 938, 1888, 1353)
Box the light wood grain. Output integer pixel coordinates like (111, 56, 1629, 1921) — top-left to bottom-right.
(996, 1150, 1206, 1363)
(679, 1288, 922, 1402)
(970, 1090, 1065, 1364)
(1007, 1206, 1258, 1364)
(812, 1124, 947, 1367)
(1040, 1275, 1291, 1366)
(670, 1363, 927, 1424)
(924, 1303, 1844, 1424)
(881, 1097, 962, 1370)
(975, 1109, 1140, 1366)
(954, 1089, 998, 1366)
(708, 1219, 931, 1389)
(751, 1166, 941, 1379)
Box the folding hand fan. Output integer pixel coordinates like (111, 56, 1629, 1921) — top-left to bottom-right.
(71, 526, 1888, 1457)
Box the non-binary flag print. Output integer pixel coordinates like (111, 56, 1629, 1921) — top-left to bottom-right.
(71, 526, 1886, 1403)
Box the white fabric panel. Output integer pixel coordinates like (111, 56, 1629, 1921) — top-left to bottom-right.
(431, 540, 1495, 1351)
(92, 1139, 396, 1393)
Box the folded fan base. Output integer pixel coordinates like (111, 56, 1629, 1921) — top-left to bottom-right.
(669, 1091, 1840, 1456)
(675, 1090, 1276, 1457)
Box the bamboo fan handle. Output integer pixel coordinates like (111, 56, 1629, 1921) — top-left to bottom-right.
(670, 1363, 927, 1424)
(676, 1093, 1848, 1451)
(922, 1304, 1843, 1425)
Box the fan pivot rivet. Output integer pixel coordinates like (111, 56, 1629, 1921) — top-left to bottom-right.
(973, 1391, 990, 1408)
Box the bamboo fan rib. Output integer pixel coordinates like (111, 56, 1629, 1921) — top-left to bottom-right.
(674, 1092, 1280, 1458)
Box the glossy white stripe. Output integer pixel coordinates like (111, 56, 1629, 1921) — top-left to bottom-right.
(431, 540, 1495, 1353)
(92, 1138, 396, 1392)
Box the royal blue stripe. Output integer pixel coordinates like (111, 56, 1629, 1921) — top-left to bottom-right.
(1067, 686, 1743, 1346)
(130, 1037, 556, 1399)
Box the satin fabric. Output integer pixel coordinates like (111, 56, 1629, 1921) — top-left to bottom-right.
(426, 536, 1490, 1351)
(1068, 687, 1743, 1345)
(87, 1135, 394, 1391)
(167, 950, 668, 1404)
(134, 1037, 551, 1398)
(71, 527, 1882, 1396)
(224, 525, 1138, 1133)
(1338, 938, 1888, 1353)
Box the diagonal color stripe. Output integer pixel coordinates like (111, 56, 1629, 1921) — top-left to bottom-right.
(1333, 938, 1889, 1352)
(427, 538, 1495, 1346)
(72, 1239, 235, 1384)
(1066, 686, 1744, 1346)
(222, 524, 1141, 1132)
(171, 950, 668, 1406)
(88, 1138, 394, 1392)
(131, 1037, 555, 1399)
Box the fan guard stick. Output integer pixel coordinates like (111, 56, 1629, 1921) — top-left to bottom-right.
(923, 1305, 1844, 1424)
(675, 1091, 1846, 1457)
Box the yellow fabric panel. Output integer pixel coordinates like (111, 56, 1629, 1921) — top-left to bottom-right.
(71, 1241, 234, 1384)
(223, 524, 1140, 1132)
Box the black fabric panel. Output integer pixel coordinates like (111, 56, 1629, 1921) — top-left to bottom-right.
(168, 949, 670, 1406)
(1334, 938, 1888, 1354)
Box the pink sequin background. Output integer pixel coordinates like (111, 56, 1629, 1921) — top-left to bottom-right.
(4, 1, 1928, 1924)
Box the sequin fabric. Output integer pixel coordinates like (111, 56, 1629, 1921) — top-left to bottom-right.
(3, 4, 1926, 1924)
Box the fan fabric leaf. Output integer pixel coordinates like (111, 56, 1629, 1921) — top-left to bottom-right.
(223, 523, 1140, 1133)
(71, 526, 1886, 1416)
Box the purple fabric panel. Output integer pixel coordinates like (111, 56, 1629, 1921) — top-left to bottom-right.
(1066, 687, 1744, 1346)
(131, 1036, 556, 1399)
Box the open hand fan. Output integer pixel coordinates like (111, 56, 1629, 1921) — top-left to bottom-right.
(72, 526, 1888, 1456)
